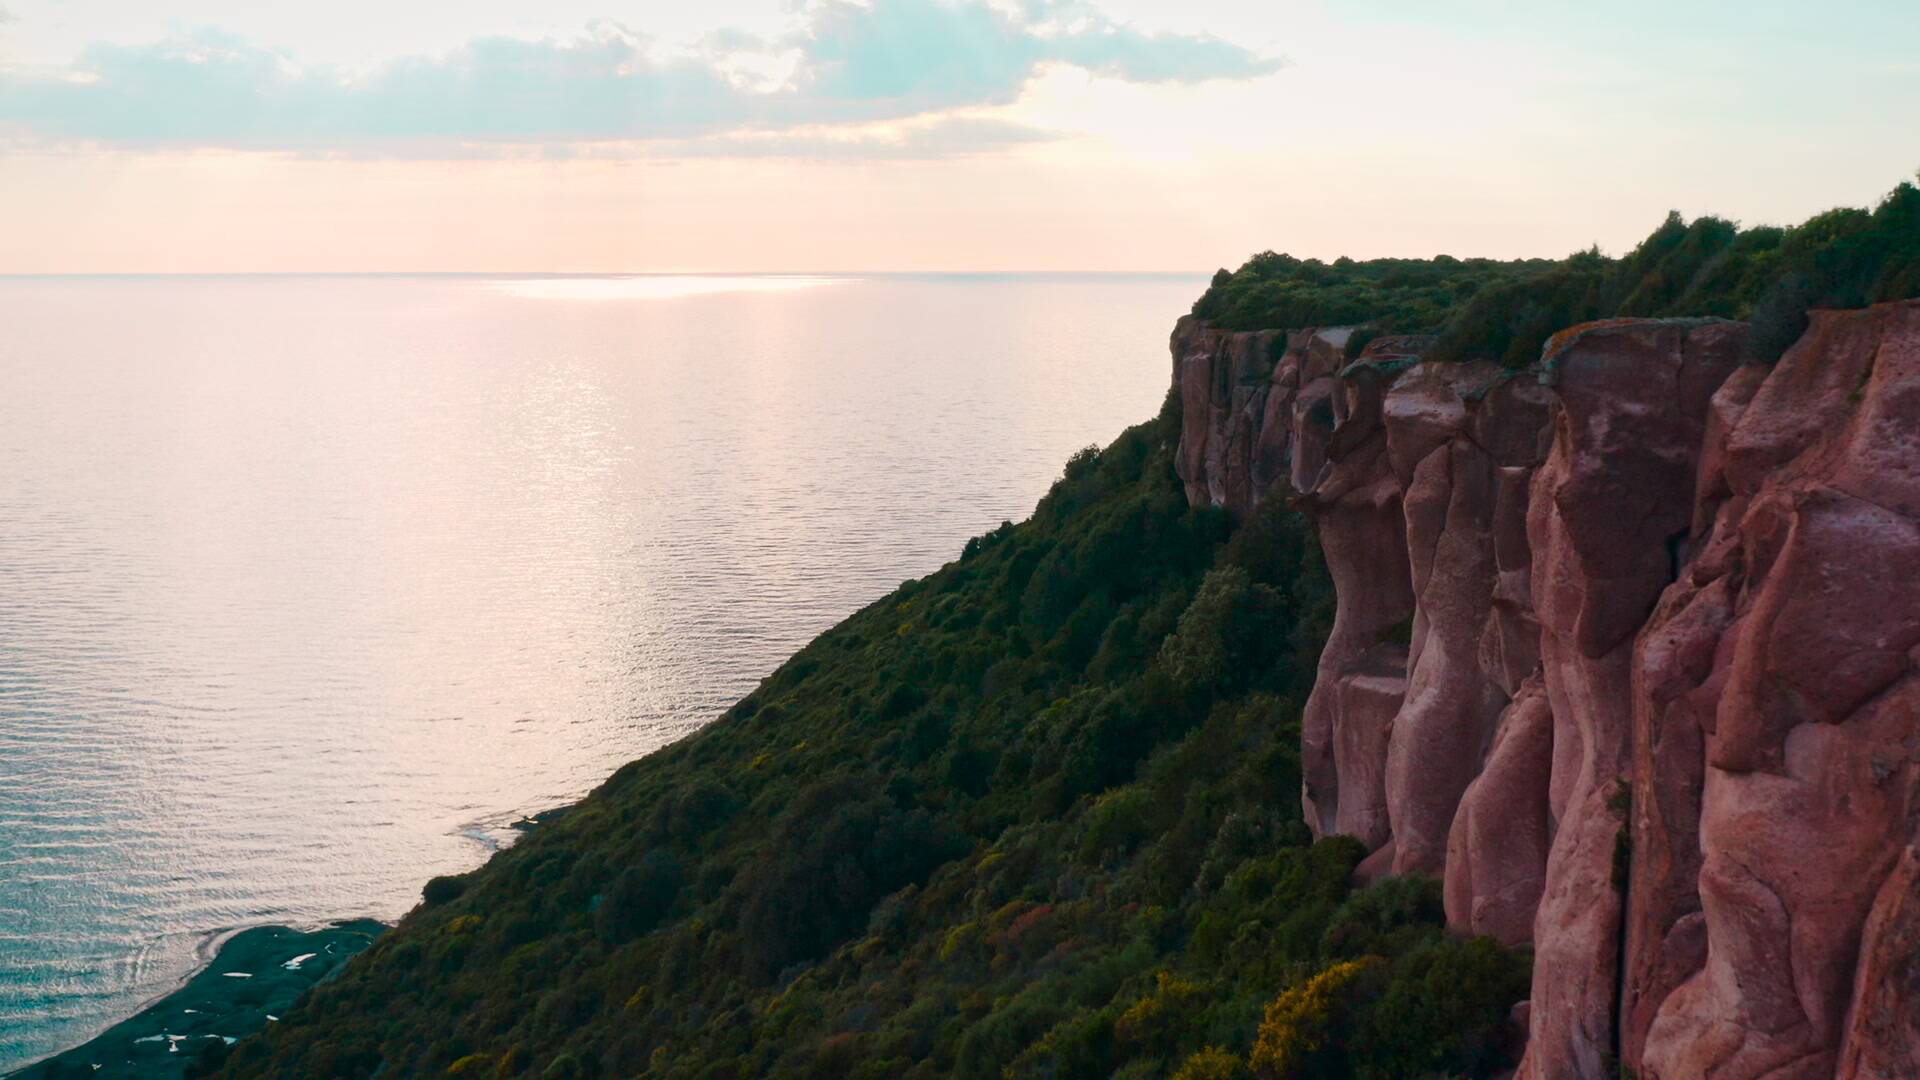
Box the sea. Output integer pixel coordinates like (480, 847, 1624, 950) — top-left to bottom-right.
(0, 271, 1202, 1070)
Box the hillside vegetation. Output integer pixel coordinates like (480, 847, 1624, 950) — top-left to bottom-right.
(205, 180, 1920, 1080)
(204, 403, 1528, 1080)
(1193, 179, 1920, 366)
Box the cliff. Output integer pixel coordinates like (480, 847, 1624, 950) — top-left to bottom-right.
(195, 187, 1918, 1080)
(1172, 300, 1920, 1078)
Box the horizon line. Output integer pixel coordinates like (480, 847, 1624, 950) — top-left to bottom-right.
(0, 269, 1214, 280)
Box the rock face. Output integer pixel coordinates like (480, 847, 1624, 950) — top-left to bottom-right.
(1170, 300, 1920, 1078)
(1519, 318, 1748, 1079)
(1636, 302, 1920, 1080)
(1172, 317, 1290, 514)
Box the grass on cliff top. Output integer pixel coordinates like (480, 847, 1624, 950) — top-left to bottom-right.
(201, 402, 1529, 1080)
(1193, 177, 1920, 367)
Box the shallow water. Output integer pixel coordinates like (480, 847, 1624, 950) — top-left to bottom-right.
(0, 272, 1199, 1070)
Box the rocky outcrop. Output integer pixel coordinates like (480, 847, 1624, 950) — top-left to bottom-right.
(1295, 345, 1414, 849)
(1172, 318, 1289, 514)
(1170, 300, 1920, 1078)
(1383, 361, 1550, 880)
(1636, 302, 1920, 1080)
(1444, 677, 1553, 948)
(1519, 318, 1748, 1079)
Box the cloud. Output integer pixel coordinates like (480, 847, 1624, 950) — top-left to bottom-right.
(668, 116, 1065, 161)
(0, 27, 746, 148)
(0, 0, 1280, 158)
(784, 0, 1278, 117)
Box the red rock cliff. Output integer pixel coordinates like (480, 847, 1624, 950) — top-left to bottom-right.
(1169, 300, 1920, 1078)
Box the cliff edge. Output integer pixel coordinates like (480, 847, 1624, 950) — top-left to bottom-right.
(1172, 300, 1920, 1079)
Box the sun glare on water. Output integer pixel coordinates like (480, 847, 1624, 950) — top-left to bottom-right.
(491, 275, 847, 301)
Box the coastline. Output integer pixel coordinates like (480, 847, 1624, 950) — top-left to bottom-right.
(9, 806, 567, 1079)
(8, 921, 387, 1080)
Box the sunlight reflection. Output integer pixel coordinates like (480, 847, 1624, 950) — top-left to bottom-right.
(490, 275, 847, 301)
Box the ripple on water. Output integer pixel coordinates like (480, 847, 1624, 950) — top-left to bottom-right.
(0, 272, 1202, 1070)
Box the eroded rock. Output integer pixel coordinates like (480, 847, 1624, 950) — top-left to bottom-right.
(1169, 302, 1920, 1079)
(1638, 303, 1920, 1080)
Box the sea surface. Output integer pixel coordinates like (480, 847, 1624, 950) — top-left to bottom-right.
(0, 272, 1202, 1070)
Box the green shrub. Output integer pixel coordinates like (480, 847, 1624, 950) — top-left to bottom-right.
(1319, 875, 1445, 961)
(1192, 178, 1920, 366)
(422, 874, 467, 906)
(1351, 936, 1530, 1079)
(595, 850, 683, 943)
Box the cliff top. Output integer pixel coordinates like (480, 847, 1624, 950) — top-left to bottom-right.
(1193, 178, 1920, 369)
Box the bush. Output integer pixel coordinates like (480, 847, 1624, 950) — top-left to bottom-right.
(1191, 178, 1920, 366)
(1159, 567, 1293, 695)
(1174, 1046, 1248, 1080)
(595, 850, 683, 943)
(1249, 957, 1384, 1079)
(1113, 970, 1205, 1047)
(1319, 875, 1445, 960)
(422, 874, 467, 906)
(1352, 936, 1530, 1078)
(1079, 786, 1157, 863)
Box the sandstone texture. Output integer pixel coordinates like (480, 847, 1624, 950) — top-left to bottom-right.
(1170, 300, 1920, 1078)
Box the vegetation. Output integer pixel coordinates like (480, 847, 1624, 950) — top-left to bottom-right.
(1192, 179, 1920, 366)
(205, 401, 1528, 1079)
(184, 179, 1920, 1078)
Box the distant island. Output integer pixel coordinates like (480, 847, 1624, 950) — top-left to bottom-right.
(30, 180, 1919, 1080)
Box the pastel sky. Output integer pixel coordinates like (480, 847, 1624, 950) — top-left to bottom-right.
(1, 0, 1915, 272)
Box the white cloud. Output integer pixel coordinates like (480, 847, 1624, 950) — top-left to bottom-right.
(0, 0, 1280, 158)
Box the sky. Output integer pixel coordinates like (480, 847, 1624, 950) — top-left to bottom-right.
(0, 0, 1915, 272)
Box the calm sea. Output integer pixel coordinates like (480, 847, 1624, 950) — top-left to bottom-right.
(0, 272, 1201, 1070)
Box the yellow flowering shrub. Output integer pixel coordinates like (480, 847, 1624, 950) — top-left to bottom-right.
(444, 1053, 491, 1075)
(1114, 969, 1204, 1045)
(1173, 1046, 1248, 1080)
(1249, 957, 1383, 1078)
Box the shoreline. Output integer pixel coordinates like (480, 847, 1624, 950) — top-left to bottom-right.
(8, 920, 388, 1080)
(9, 806, 566, 1079)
